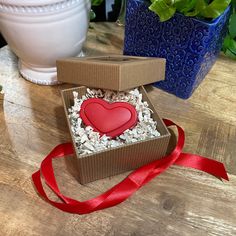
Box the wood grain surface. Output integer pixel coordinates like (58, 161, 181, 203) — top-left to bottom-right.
(0, 22, 236, 236)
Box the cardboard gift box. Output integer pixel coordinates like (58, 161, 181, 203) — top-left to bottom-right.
(57, 55, 171, 184)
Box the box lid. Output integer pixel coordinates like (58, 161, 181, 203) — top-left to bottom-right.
(56, 55, 166, 91)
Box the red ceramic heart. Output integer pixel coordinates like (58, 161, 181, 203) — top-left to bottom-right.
(79, 98, 138, 138)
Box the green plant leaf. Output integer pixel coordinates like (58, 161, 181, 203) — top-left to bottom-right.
(228, 38, 236, 54)
(90, 9, 96, 20)
(194, 0, 207, 15)
(200, 0, 231, 19)
(229, 13, 236, 38)
(149, 0, 176, 22)
(91, 0, 104, 6)
(180, 0, 199, 17)
(225, 48, 236, 59)
(223, 35, 236, 60)
(223, 35, 231, 51)
(149, 0, 231, 21)
(231, 0, 236, 9)
(175, 0, 197, 14)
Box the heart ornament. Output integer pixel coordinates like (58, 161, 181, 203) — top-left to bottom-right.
(79, 98, 138, 138)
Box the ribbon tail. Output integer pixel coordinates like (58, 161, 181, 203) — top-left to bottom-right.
(174, 153, 229, 181)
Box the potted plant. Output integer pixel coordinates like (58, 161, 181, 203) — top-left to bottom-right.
(124, 0, 232, 99)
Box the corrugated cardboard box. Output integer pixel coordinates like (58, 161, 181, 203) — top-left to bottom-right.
(57, 55, 166, 91)
(57, 55, 170, 184)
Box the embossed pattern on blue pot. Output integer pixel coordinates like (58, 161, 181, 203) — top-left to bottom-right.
(124, 0, 231, 99)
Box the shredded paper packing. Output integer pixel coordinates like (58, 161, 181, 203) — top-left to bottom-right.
(68, 88, 160, 156)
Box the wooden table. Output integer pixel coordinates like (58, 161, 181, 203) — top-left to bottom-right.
(0, 22, 236, 236)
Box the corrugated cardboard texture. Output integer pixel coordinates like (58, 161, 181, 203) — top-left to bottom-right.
(61, 86, 170, 184)
(57, 55, 166, 91)
(0, 93, 4, 108)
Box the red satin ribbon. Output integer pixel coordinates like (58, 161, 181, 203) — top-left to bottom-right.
(32, 119, 229, 214)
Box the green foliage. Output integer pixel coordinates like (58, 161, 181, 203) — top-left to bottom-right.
(90, 0, 104, 21)
(91, 0, 104, 6)
(149, 0, 231, 21)
(0, 85, 2, 92)
(90, 9, 96, 20)
(149, 0, 176, 22)
(223, 3, 236, 59)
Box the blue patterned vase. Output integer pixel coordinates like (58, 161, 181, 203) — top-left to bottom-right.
(124, 0, 231, 99)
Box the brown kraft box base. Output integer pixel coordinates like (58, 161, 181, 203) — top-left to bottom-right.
(61, 86, 170, 184)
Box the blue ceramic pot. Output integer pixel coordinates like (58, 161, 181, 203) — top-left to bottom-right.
(124, 0, 231, 99)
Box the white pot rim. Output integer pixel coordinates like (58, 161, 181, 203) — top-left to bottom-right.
(0, 0, 73, 7)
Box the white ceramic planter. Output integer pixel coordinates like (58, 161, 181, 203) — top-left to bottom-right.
(0, 0, 91, 85)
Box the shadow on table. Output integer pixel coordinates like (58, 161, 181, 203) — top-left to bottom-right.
(0, 107, 14, 159)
